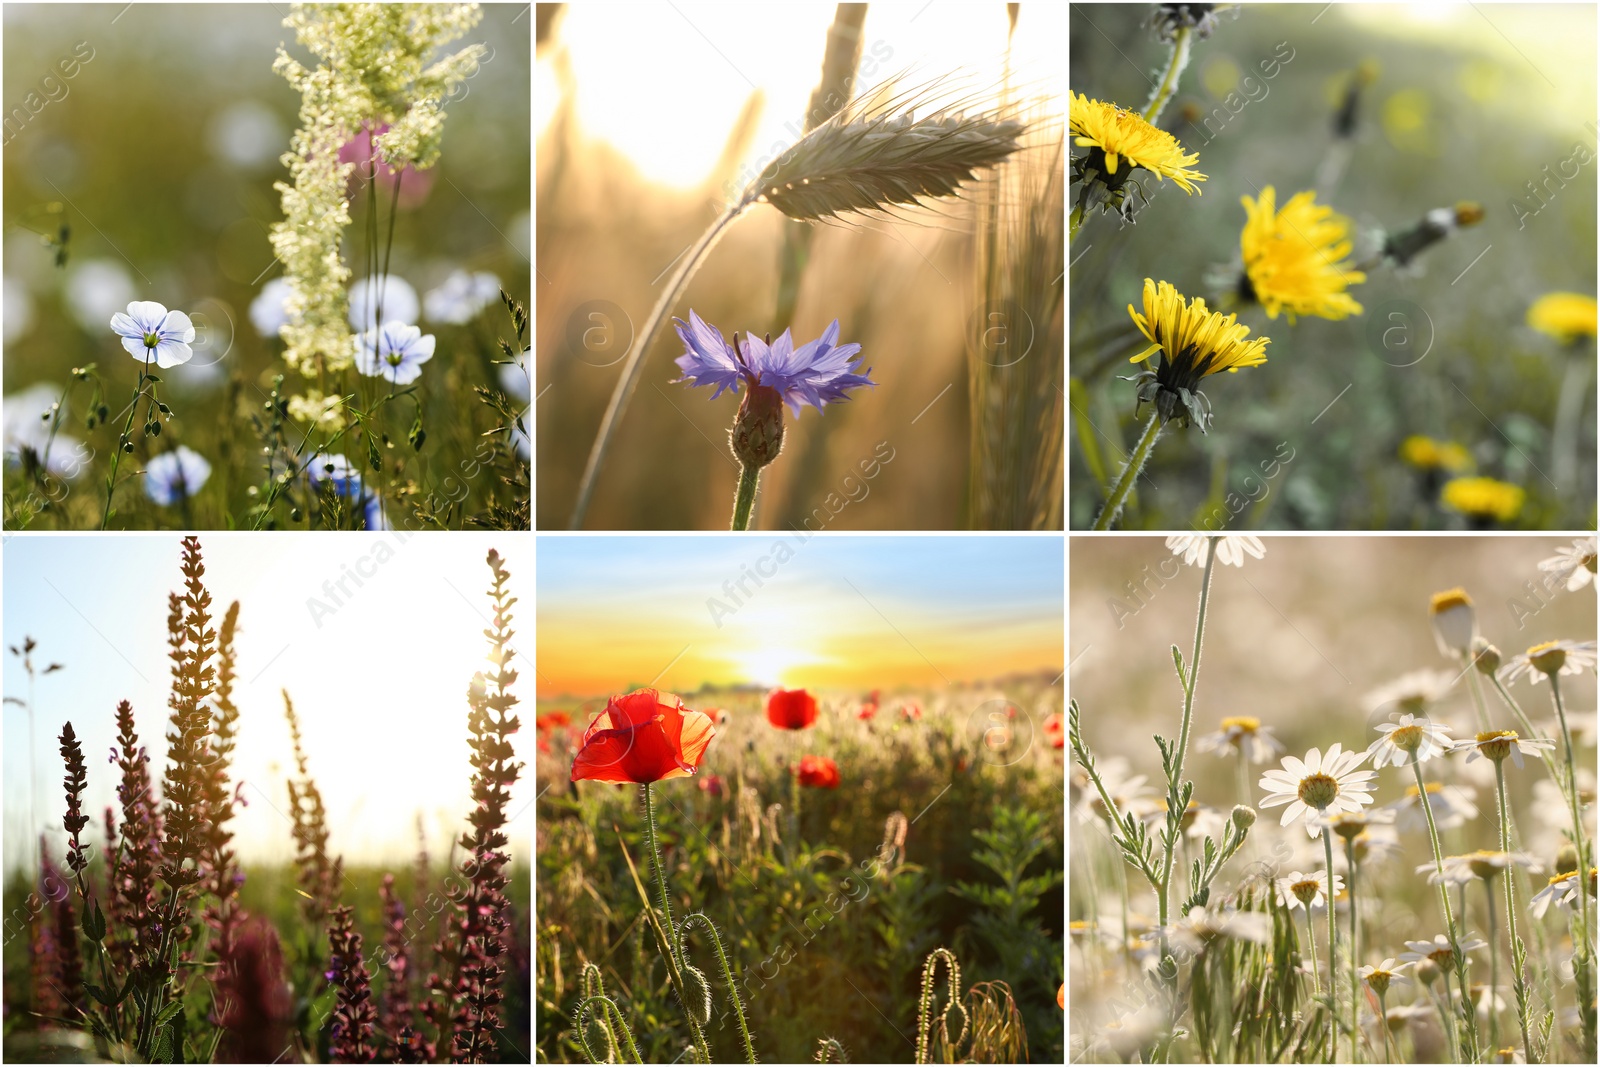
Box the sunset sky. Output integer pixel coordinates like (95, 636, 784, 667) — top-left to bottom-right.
(537, 535, 1064, 697)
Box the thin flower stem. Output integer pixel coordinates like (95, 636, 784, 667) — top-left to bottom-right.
(1495, 761, 1534, 1060)
(679, 914, 756, 1064)
(1305, 907, 1322, 997)
(643, 783, 711, 1063)
(1377, 989, 1394, 1066)
(1435, 973, 1459, 1064)
(1464, 666, 1492, 732)
(1322, 827, 1340, 1063)
(571, 203, 746, 528)
(1345, 841, 1361, 1065)
(1155, 540, 1217, 969)
(1236, 750, 1250, 810)
(1551, 675, 1597, 1060)
(1412, 755, 1478, 1060)
(101, 358, 151, 530)
(730, 465, 761, 531)
(1091, 413, 1161, 530)
(1486, 875, 1500, 1052)
(1142, 26, 1192, 125)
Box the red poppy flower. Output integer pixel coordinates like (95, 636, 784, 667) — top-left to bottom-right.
(794, 755, 841, 789)
(570, 689, 715, 784)
(856, 701, 878, 721)
(899, 701, 923, 722)
(1044, 712, 1065, 749)
(766, 687, 818, 730)
(536, 711, 571, 734)
(698, 774, 725, 797)
(1057, 983, 1065, 1010)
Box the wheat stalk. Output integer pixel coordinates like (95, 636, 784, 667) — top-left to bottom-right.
(568, 75, 1027, 529)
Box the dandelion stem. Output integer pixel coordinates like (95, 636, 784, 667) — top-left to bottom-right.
(730, 465, 761, 531)
(1142, 26, 1192, 125)
(571, 203, 745, 528)
(1091, 413, 1161, 530)
(1323, 828, 1339, 1064)
(1412, 754, 1477, 1060)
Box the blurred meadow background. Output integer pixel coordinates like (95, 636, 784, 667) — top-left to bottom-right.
(2, 534, 531, 1060)
(536, 3, 1065, 530)
(1069, 4, 1597, 530)
(536, 536, 1065, 1062)
(3, 3, 530, 530)
(1069, 535, 1597, 1060)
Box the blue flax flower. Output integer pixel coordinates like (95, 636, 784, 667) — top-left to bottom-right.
(355, 321, 435, 385)
(143, 446, 211, 505)
(672, 310, 873, 416)
(110, 301, 195, 368)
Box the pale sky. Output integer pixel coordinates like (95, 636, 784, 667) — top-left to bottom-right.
(2, 533, 531, 874)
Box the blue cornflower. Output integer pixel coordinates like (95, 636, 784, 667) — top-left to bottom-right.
(672, 310, 873, 416)
(143, 446, 211, 505)
(110, 300, 195, 368)
(354, 321, 435, 384)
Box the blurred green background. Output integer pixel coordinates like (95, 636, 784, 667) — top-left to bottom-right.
(1069, 3, 1597, 530)
(3, 2, 530, 528)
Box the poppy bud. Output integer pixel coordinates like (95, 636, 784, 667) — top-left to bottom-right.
(731, 383, 785, 470)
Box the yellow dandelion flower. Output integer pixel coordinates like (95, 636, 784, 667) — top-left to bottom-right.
(1527, 292, 1597, 344)
(1399, 435, 1472, 473)
(1239, 187, 1366, 321)
(1441, 476, 1524, 524)
(1071, 93, 1205, 224)
(1125, 279, 1269, 431)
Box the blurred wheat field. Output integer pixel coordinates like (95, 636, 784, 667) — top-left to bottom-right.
(535, 4, 1064, 530)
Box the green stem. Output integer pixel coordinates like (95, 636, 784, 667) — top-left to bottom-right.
(1413, 755, 1478, 1060)
(1143, 26, 1192, 125)
(1377, 988, 1394, 1066)
(1091, 413, 1161, 530)
(731, 465, 761, 531)
(1487, 875, 1500, 1052)
(1304, 907, 1322, 997)
(1155, 540, 1217, 969)
(571, 203, 746, 528)
(1464, 666, 1492, 732)
(1495, 761, 1534, 1060)
(1069, 203, 1084, 246)
(1551, 675, 1596, 1060)
(1346, 841, 1360, 1064)
(1436, 971, 1459, 1064)
(680, 914, 757, 1064)
(1323, 828, 1339, 1064)
(101, 358, 151, 530)
(644, 783, 711, 1062)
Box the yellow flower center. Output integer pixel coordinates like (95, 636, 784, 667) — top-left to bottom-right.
(1430, 588, 1473, 613)
(1389, 724, 1424, 752)
(1290, 879, 1322, 904)
(1220, 715, 1261, 734)
(1366, 970, 1394, 995)
(1526, 640, 1567, 675)
(1467, 851, 1508, 880)
(1426, 946, 1456, 967)
(1298, 772, 1339, 809)
(1474, 730, 1516, 762)
(1404, 781, 1444, 799)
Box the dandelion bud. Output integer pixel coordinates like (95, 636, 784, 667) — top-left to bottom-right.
(1415, 957, 1440, 986)
(1231, 805, 1257, 831)
(1471, 637, 1501, 675)
(730, 382, 786, 470)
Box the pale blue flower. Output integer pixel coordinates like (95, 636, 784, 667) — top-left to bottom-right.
(423, 269, 500, 324)
(348, 274, 418, 330)
(355, 321, 435, 384)
(307, 452, 362, 498)
(673, 309, 873, 416)
(250, 277, 293, 338)
(110, 300, 195, 368)
(144, 446, 210, 505)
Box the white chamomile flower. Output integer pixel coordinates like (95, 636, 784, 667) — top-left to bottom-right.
(1538, 536, 1597, 592)
(1167, 534, 1265, 568)
(1196, 715, 1285, 764)
(1367, 713, 1455, 768)
(1259, 744, 1377, 835)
